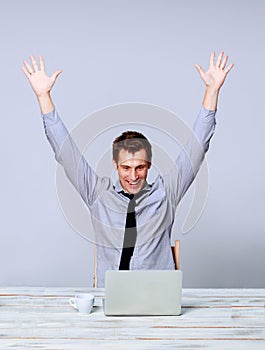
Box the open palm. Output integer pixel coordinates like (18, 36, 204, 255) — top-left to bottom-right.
(22, 55, 62, 96)
(195, 52, 234, 91)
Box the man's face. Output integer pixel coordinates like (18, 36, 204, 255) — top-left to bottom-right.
(113, 148, 151, 194)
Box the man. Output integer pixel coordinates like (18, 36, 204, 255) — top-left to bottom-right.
(22, 52, 234, 287)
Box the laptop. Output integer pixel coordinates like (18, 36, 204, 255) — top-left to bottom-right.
(104, 270, 182, 316)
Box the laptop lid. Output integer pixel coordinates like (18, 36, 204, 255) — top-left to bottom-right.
(104, 270, 182, 316)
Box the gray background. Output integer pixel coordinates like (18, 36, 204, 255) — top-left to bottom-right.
(1, 0, 264, 287)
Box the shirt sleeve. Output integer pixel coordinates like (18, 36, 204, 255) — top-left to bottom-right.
(42, 108, 106, 207)
(164, 105, 216, 208)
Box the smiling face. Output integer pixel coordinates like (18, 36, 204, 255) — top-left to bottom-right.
(113, 148, 151, 194)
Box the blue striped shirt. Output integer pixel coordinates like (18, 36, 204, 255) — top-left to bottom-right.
(42, 106, 216, 287)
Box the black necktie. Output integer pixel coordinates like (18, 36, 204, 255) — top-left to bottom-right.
(119, 192, 137, 270)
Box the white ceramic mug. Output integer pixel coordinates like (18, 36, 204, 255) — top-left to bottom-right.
(69, 293, 95, 314)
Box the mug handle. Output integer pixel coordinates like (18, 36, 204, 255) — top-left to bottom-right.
(69, 297, 77, 309)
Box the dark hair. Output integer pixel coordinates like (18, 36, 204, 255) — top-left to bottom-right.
(112, 131, 152, 164)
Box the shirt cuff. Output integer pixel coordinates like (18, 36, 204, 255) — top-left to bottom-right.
(41, 108, 58, 125)
(201, 104, 216, 114)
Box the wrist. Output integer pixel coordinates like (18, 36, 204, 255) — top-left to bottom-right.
(37, 92, 54, 115)
(36, 91, 51, 99)
(205, 86, 219, 96)
(203, 87, 219, 111)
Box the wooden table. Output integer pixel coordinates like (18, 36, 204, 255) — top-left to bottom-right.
(0, 287, 265, 349)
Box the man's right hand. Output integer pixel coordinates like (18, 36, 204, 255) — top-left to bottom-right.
(22, 55, 62, 114)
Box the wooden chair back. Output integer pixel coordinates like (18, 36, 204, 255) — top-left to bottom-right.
(93, 245, 98, 288)
(172, 239, 181, 270)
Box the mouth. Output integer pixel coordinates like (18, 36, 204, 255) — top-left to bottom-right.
(127, 180, 141, 186)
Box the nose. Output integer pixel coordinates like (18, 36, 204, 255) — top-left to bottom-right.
(130, 168, 138, 181)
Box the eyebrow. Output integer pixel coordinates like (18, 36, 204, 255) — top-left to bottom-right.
(119, 163, 146, 168)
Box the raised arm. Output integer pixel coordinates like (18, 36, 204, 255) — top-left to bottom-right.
(22, 55, 105, 207)
(22, 55, 62, 114)
(195, 51, 234, 110)
(165, 51, 234, 207)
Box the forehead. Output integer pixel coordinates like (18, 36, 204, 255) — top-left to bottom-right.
(117, 149, 148, 165)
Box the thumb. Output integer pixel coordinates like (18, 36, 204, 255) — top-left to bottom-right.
(51, 69, 62, 83)
(194, 64, 204, 79)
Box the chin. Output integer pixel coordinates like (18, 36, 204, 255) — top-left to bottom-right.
(129, 186, 143, 194)
(130, 189, 140, 194)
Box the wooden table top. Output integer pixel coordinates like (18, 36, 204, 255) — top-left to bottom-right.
(0, 287, 265, 349)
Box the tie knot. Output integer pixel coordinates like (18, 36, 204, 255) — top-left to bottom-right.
(120, 191, 134, 200)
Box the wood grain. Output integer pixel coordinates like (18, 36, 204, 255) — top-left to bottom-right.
(0, 287, 264, 349)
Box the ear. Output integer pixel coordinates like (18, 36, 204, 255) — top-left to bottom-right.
(112, 159, 118, 169)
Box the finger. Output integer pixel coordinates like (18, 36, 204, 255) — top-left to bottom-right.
(51, 69, 62, 83)
(220, 55, 228, 70)
(21, 66, 32, 79)
(194, 63, 205, 78)
(216, 51, 224, 68)
(30, 55, 39, 72)
(23, 60, 33, 74)
(210, 52, 215, 66)
(39, 55, 45, 71)
(224, 62, 234, 74)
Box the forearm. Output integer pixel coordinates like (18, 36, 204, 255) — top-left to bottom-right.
(37, 92, 55, 114)
(42, 108, 102, 207)
(164, 106, 216, 206)
(202, 87, 219, 111)
(193, 106, 216, 152)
